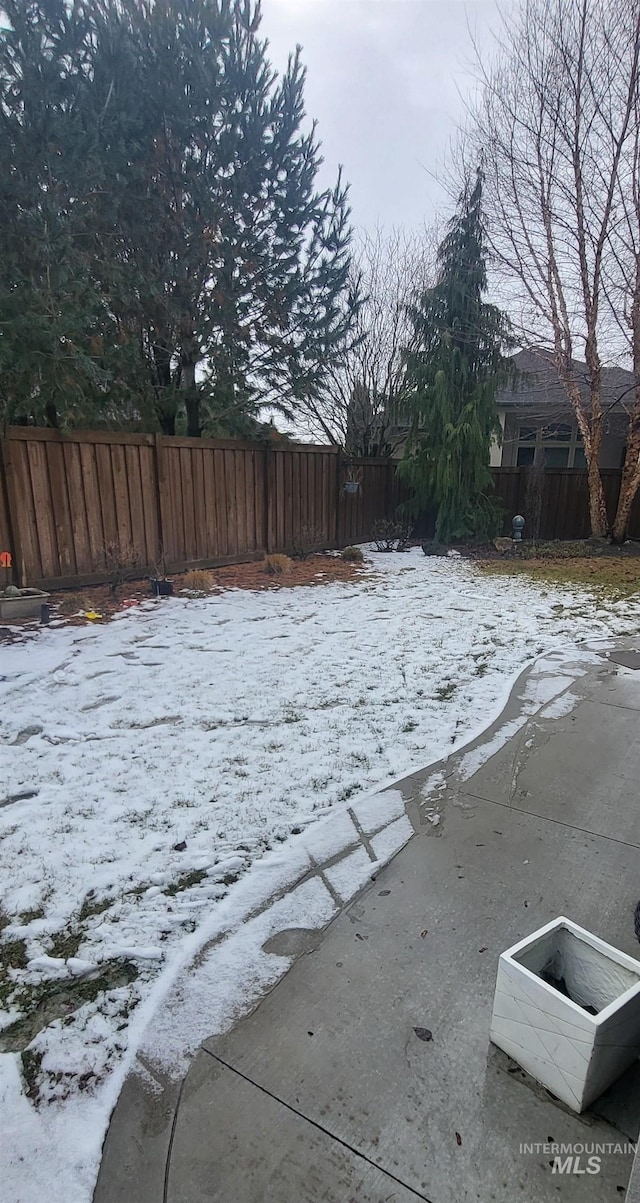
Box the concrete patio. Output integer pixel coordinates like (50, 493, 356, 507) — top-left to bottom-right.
(95, 640, 640, 1202)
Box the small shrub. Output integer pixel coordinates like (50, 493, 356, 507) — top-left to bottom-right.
(56, 595, 90, 616)
(264, 554, 292, 575)
(291, 524, 325, 560)
(103, 540, 143, 596)
(340, 546, 365, 563)
(371, 518, 412, 552)
(182, 569, 213, 593)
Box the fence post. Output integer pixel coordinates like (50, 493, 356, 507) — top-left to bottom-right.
(0, 434, 25, 586)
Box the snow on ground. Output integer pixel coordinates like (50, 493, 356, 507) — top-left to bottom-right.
(0, 547, 639, 1201)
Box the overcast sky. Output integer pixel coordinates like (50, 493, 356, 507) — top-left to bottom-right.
(260, 0, 508, 234)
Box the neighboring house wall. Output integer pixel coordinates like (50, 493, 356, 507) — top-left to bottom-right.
(499, 411, 627, 469)
(390, 349, 633, 470)
(494, 349, 633, 470)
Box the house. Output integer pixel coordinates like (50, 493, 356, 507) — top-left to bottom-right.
(491, 348, 634, 469)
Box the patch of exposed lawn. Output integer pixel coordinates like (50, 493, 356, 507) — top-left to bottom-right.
(1, 937, 28, 969)
(17, 906, 45, 924)
(21, 1048, 44, 1101)
(78, 894, 112, 922)
(49, 928, 83, 960)
(478, 556, 640, 596)
(1, 962, 139, 1057)
(164, 869, 208, 897)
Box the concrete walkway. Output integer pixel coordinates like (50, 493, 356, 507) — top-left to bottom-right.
(95, 642, 640, 1203)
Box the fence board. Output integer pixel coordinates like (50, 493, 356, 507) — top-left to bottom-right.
(266, 448, 277, 552)
(7, 440, 40, 583)
(94, 443, 117, 550)
(214, 449, 228, 558)
(28, 440, 58, 579)
(0, 445, 15, 579)
(79, 442, 105, 571)
(63, 443, 91, 574)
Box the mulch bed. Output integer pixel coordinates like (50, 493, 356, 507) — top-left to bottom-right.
(4, 554, 369, 634)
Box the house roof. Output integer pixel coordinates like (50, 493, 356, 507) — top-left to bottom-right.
(497, 348, 635, 413)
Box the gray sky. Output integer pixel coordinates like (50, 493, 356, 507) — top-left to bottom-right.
(260, 0, 506, 234)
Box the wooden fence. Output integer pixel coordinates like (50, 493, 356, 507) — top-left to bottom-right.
(0, 428, 394, 589)
(2, 431, 639, 590)
(490, 468, 640, 541)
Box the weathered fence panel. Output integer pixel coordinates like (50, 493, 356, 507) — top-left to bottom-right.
(337, 459, 391, 545)
(1, 430, 160, 587)
(269, 444, 339, 551)
(156, 438, 266, 570)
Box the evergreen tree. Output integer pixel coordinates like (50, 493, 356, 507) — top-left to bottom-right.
(0, 0, 359, 436)
(0, 0, 113, 428)
(398, 169, 513, 542)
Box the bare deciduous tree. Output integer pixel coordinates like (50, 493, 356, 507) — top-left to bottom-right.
(606, 84, 640, 539)
(467, 0, 640, 539)
(295, 226, 437, 455)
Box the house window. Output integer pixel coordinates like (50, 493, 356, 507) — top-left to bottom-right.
(543, 446, 570, 467)
(516, 423, 582, 467)
(544, 423, 573, 442)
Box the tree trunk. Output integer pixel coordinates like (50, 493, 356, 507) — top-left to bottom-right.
(587, 446, 609, 537)
(584, 345, 609, 538)
(612, 419, 640, 542)
(584, 406, 608, 537)
(151, 335, 177, 436)
(559, 361, 609, 537)
(612, 273, 640, 543)
(181, 338, 201, 438)
(185, 393, 201, 438)
(158, 411, 176, 436)
(45, 400, 59, 428)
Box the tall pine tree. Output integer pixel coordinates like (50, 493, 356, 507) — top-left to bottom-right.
(399, 169, 513, 542)
(0, 0, 115, 429)
(0, 0, 360, 436)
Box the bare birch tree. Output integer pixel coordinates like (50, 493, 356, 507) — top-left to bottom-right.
(295, 225, 436, 454)
(606, 85, 640, 538)
(468, 0, 640, 538)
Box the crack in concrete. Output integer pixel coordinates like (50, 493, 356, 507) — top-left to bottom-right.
(199, 1048, 434, 1203)
(463, 788, 640, 850)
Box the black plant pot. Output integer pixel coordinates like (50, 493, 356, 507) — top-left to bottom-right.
(151, 578, 173, 597)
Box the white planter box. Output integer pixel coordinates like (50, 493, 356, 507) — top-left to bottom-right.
(490, 917, 640, 1112)
(0, 591, 49, 621)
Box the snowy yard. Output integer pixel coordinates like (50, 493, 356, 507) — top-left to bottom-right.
(1, 547, 639, 1202)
